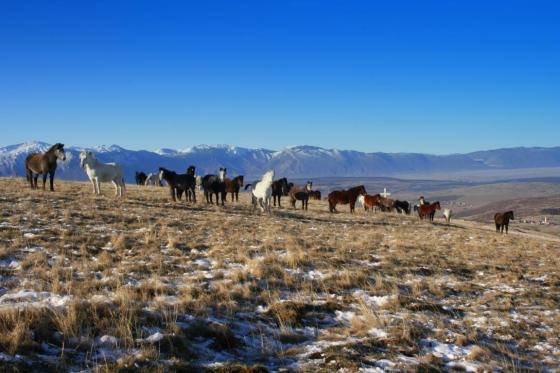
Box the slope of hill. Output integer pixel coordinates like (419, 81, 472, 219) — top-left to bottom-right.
(2, 141, 560, 182)
(0, 177, 558, 371)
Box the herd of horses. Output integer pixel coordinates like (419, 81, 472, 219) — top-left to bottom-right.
(23, 143, 515, 234)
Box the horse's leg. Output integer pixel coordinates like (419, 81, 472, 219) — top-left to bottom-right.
(49, 172, 55, 191)
(95, 178, 101, 195)
(169, 186, 176, 202)
(505, 223, 508, 234)
(112, 180, 119, 197)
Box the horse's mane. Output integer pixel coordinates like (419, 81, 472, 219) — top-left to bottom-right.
(47, 143, 64, 153)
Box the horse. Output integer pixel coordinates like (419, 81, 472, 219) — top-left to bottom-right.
(135, 171, 147, 186)
(245, 177, 291, 207)
(158, 167, 196, 202)
(443, 208, 452, 223)
(79, 151, 125, 197)
(251, 170, 275, 213)
(25, 143, 66, 191)
(202, 168, 227, 205)
(271, 178, 290, 207)
(328, 185, 366, 213)
(418, 201, 441, 221)
(394, 200, 411, 215)
(185, 166, 197, 202)
(308, 190, 322, 200)
(494, 211, 514, 234)
(290, 181, 312, 210)
(419, 196, 430, 206)
(144, 173, 161, 186)
(358, 194, 381, 211)
(379, 197, 395, 212)
(225, 175, 244, 202)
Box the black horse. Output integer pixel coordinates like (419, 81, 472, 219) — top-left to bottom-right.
(135, 171, 147, 186)
(202, 168, 227, 205)
(394, 200, 410, 215)
(184, 165, 197, 202)
(272, 178, 291, 207)
(159, 167, 196, 202)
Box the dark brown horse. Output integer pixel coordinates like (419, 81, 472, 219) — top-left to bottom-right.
(328, 185, 366, 213)
(290, 181, 312, 210)
(25, 143, 66, 191)
(418, 201, 441, 221)
(225, 175, 244, 202)
(378, 197, 395, 212)
(308, 190, 322, 200)
(495, 211, 514, 234)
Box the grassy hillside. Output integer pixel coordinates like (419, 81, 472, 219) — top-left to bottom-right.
(0, 177, 559, 371)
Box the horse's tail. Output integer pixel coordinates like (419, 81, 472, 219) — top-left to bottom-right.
(244, 183, 252, 190)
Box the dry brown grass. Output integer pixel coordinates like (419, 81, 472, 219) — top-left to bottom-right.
(0, 176, 559, 371)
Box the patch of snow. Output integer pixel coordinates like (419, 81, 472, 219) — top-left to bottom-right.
(0, 290, 71, 309)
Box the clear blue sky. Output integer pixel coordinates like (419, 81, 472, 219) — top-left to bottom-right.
(0, 1, 558, 154)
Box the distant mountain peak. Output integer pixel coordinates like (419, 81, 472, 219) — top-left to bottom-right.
(1, 141, 560, 181)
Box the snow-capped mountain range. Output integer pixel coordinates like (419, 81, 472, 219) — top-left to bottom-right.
(1, 141, 560, 182)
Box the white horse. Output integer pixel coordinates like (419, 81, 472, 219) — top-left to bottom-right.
(144, 173, 160, 186)
(443, 208, 452, 223)
(251, 170, 275, 213)
(195, 175, 202, 190)
(79, 151, 126, 197)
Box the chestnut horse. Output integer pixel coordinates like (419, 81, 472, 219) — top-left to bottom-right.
(25, 143, 66, 191)
(418, 201, 441, 221)
(225, 175, 244, 202)
(328, 185, 366, 213)
(360, 194, 381, 211)
(494, 211, 514, 234)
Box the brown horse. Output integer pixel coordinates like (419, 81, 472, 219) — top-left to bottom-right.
(378, 197, 395, 212)
(225, 175, 244, 202)
(25, 143, 66, 191)
(328, 185, 366, 213)
(290, 181, 312, 210)
(418, 201, 441, 221)
(362, 194, 381, 211)
(494, 211, 514, 234)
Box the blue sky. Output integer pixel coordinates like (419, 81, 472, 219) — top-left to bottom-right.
(0, 1, 558, 154)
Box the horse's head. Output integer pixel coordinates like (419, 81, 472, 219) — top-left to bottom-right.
(186, 165, 196, 176)
(359, 185, 367, 195)
(219, 168, 226, 182)
(507, 211, 514, 220)
(263, 170, 275, 184)
(281, 179, 292, 196)
(158, 167, 167, 181)
(237, 175, 244, 187)
(306, 181, 313, 191)
(435, 201, 441, 210)
(53, 143, 66, 161)
(79, 151, 94, 169)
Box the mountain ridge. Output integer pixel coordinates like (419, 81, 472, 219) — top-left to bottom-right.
(1, 141, 560, 182)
